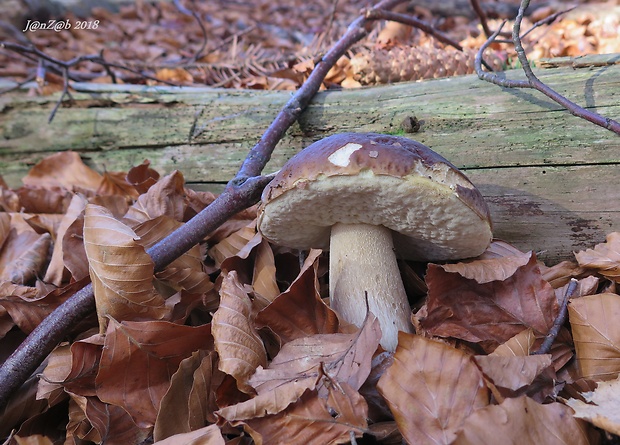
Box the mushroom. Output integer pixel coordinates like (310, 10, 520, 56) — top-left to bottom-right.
(257, 133, 492, 351)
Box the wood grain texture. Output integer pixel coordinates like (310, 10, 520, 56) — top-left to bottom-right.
(1, 54, 619, 262)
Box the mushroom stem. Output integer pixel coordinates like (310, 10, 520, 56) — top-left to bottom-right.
(329, 222, 414, 351)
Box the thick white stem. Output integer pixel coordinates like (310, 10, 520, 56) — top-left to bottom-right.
(329, 222, 414, 351)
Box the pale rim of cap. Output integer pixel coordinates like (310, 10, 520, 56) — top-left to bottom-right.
(257, 133, 492, 261)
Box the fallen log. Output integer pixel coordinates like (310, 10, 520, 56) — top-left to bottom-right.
(1, 53, 619, 262)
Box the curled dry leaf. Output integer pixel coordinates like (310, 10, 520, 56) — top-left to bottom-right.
(212, 270, 267, 394)
(255, 249, 338, 344)
(95, 318, 213, 428)
(440, 250, 531, 284)
(243, 383, 368, 445)
(218, 316, 380, 423)
(73, 394, 151, 445)
(122, 171, 188, 228)
(252, 239, 280, 303)
(21, 151, 103, 193)
(422, 252, 558, 347)
(152, 424, 225, 445)
(491, 328, 536, 357)
(568, 293, 620, 381)
(453, 396, 597, 445)
(473, 354, 553, 392)
(83, 203, 167, 332)
(44, 194, 87, 285)
(567, 374, 620, 436)
(377, 333, 489, 445)
(208, 220, 261, 268)
(154, 350, 224, 441)
(575, 232, 620, 283)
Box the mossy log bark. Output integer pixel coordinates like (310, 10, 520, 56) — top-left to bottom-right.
(1, 54, 619, 262)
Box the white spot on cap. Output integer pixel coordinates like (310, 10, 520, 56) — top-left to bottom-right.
(328, 143, 362, 167)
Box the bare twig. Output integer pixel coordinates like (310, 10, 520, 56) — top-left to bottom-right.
(0, 41, 182, 122)
(521, 6, 577, 40)
(365, 8, 464, 51)
(173, 0, 208, 63)
(532, 279, 577, 355)
(475, 0, 620, 135)
(0, 0, 408, 411)
(469, 0, 492, 38)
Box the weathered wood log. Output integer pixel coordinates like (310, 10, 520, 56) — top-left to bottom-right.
(1, 54, 619, 262)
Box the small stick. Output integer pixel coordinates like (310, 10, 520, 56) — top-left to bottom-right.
(532, 279, 577, 355)
(469, 0, 492, 38)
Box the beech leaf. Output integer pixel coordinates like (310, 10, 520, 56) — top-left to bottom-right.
(567, 374, 620, 436)
(422, 252, 558, 346)
(568, 293, 620, 381)
(376, 333, 488, 445)
(243, 383, 368, 445)
(83, 203, 167, 332)
(152, 424, 225, 445)
(453, 397, 596, 445)
(95, 318, 213, 428)
(575, 232, 620, 282)
(212, 270, 267, 394)
(255, 249, 338, 344)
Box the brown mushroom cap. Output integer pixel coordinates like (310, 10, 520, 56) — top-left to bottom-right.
(257, 133, 492, 261)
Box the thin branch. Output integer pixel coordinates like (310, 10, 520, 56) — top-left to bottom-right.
(0, 0, 408, 411)
(365, 8, 463, 51)
(475, 1, 620, 135)
(532, 279, 577, 355)
(469, 0, 492, 38)
(173, 0, 208, 63)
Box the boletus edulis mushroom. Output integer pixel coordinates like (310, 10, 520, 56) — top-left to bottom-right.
(257, 133, 492, 351)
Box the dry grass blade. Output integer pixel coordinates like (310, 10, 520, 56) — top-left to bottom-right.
(568, 293, 620, 381)
(377, 333, 489, 445)
(83, 204, 167, 332)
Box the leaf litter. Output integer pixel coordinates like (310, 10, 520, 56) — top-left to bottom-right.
(1, 152, 620, 443)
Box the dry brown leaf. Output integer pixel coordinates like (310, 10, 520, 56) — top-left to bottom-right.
(208, 221, 261, 268)
(255, 249, 338, 344)
(0, 281, 88, 334)
(126, 160, 160, 194)
(153, 424, 225, 445)
(72, 394, 152, 445)
(252, 239, 280, 303)
(0, 213, 10, 248)
(567, 374, 620, 436)
(122, 171, 187, 228)
(218, 316, 380, 423)
(154, 350, 224, 441)
(21, 151, 103, 193)
(377, 333, 488, 445)
(43, 194, 87, 285)
(422, 252, 558, 347)
(62, 213, 89, 281)
(474, 354, 553, 392)
(83, 203, 167, 332)
(575, 232, 620, 282)
(569, 293, 620, 381)
(440, 250, 531, 284)
(95, 318, 213, 428)
(453, 396, 597, 445)
(243, 383, 368, 445)
(491, 329, 536, 357)
(212, 270, 267, 394)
